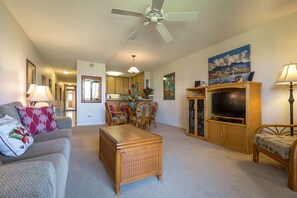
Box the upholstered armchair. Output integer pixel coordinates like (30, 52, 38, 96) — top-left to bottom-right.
(253, 124, 297, 191)
(105, 102, 127, 126)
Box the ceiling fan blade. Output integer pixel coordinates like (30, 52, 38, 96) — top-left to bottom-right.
(111, 9, 143, 17)
(151, 0, 164, 11)
(155, 22, 173, 43)
(129, 19, 149, 40)
(166, 12, 199, 21)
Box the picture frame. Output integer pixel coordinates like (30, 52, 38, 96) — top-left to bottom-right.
(26, 59, 36, 92)
(55, 83, 58, 100)
(49, 79, 52, 92)
(60, 88, 62, 101)
(163, 72, 175, 100)
(81, 75, 102, 103)
(208, 44, 251, 85)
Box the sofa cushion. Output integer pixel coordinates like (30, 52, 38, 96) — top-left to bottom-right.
(12, 153, 68, 198)
(0, 138, 70, 164)
(0, 115, 34, 157)
(16, 106, 58, 135)
(33, 128, 72, 143)
(0, 102, 22, 122)
(0, 161, 56, 198)
(254, 133, 297, 160)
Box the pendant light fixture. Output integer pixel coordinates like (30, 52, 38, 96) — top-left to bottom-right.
(128, 55, 140, 74)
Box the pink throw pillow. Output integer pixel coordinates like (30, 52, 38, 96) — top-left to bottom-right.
(16, 106, 58, 135)
(109, 105, 116, 117)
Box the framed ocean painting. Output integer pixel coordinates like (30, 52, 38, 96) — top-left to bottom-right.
(208, 44, 251, 85)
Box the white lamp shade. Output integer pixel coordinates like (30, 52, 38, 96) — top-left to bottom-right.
(27, 85, 54, 102)
(26, 84, 37, 94)
(276, 63, 297, 84)
(128, 66, 140, 74)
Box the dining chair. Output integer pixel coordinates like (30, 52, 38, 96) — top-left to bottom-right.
(149, 101, 158, 128)
(119, 101, 130, 122)
(130, 102, 151, 128)
(105, 102, 127, 126)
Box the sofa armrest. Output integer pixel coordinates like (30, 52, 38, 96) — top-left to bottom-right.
(0, 161, 56, 198)
(56, 116, 72, 129)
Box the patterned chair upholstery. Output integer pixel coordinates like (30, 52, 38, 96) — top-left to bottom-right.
(130, 102, 151, 128)
(149, 102, 158, 128)
(105, 102, 127, 126)
(253, 124, 297, 191)
(119, 101, 130, 122)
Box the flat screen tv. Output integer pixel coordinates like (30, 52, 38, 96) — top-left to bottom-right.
(212, 90, 246, 117)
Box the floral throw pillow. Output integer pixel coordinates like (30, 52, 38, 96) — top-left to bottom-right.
(0, 115, 34, 157)
(16, 106, 58, 135)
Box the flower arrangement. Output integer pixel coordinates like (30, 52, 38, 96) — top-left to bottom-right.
(125, 83, 140, 103)
(142, 87, 154, 99)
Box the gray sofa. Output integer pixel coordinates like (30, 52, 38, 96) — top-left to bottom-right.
(0, 102, 72, 198)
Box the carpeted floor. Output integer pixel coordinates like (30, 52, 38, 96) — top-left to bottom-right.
(66, 123, 296, 198)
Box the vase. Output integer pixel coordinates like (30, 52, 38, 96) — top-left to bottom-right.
(129, 102, 135, 109)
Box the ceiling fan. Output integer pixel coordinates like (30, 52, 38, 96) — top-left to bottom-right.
(111, 0, 198, 43)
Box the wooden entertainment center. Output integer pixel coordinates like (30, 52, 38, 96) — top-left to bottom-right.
(186, 81, 262, 153)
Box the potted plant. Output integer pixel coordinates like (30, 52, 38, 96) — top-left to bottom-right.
(142, 87, 154, 99)
(125, 84, 140, 109)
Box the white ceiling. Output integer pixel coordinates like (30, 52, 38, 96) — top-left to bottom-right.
(3, 0, 297, 82)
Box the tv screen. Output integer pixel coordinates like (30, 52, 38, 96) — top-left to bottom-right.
(212, 90, 246, 117)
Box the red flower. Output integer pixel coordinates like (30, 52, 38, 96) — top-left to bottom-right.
(128, 89, 131, 95)
(131, 83, 134, 88)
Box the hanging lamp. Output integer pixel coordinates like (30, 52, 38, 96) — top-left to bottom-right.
(128, 55, 140, 74)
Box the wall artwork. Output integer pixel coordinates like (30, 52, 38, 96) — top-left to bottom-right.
(26, 59, 36, 92)
(49, 79, 52, 92)
(163, 72, 175, 100)
(208, 44, 251, 85)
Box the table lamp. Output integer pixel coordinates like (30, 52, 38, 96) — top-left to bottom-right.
(276, 63, 297, 135)
(27, 85, 54, 107)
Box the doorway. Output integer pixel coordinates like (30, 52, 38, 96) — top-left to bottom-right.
(64, 85, 76, 126)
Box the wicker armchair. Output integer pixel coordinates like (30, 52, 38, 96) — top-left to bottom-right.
(105, 102, 127, 126)
(253, 124, 297, 191)
(149, 102, 158, 128)
(130, 102, 151, 128)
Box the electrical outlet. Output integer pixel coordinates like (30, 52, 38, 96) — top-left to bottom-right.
(88, 115, 93, 117)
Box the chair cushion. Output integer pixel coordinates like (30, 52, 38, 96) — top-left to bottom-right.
(16, 106, 58, 135)
(112, 115, 126, 121)
(120, 104, 130, 114)
(254, 134, 297, 160)
(109, 105, 116, 117)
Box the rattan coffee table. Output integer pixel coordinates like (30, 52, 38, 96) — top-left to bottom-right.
(99, 124, 162, 195)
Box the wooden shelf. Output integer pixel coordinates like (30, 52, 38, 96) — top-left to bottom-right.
(213, 115, 245, 124)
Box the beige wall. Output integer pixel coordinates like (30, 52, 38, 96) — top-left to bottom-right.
(151, 11, 297, 128)
(76, 60, 106, 125)
(0, 1, 59, 106)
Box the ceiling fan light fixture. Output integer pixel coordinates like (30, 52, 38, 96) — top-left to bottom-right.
(128, 55, 140, 74)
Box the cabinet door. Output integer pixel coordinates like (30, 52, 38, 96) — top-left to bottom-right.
(115, 77, 124, 94)
(224, 125, 245, 152)
(188, 99, 195, 134)
(207, 122, 223, 145)
(106, 76, 115, 94)
(123, 77, 129, 94)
